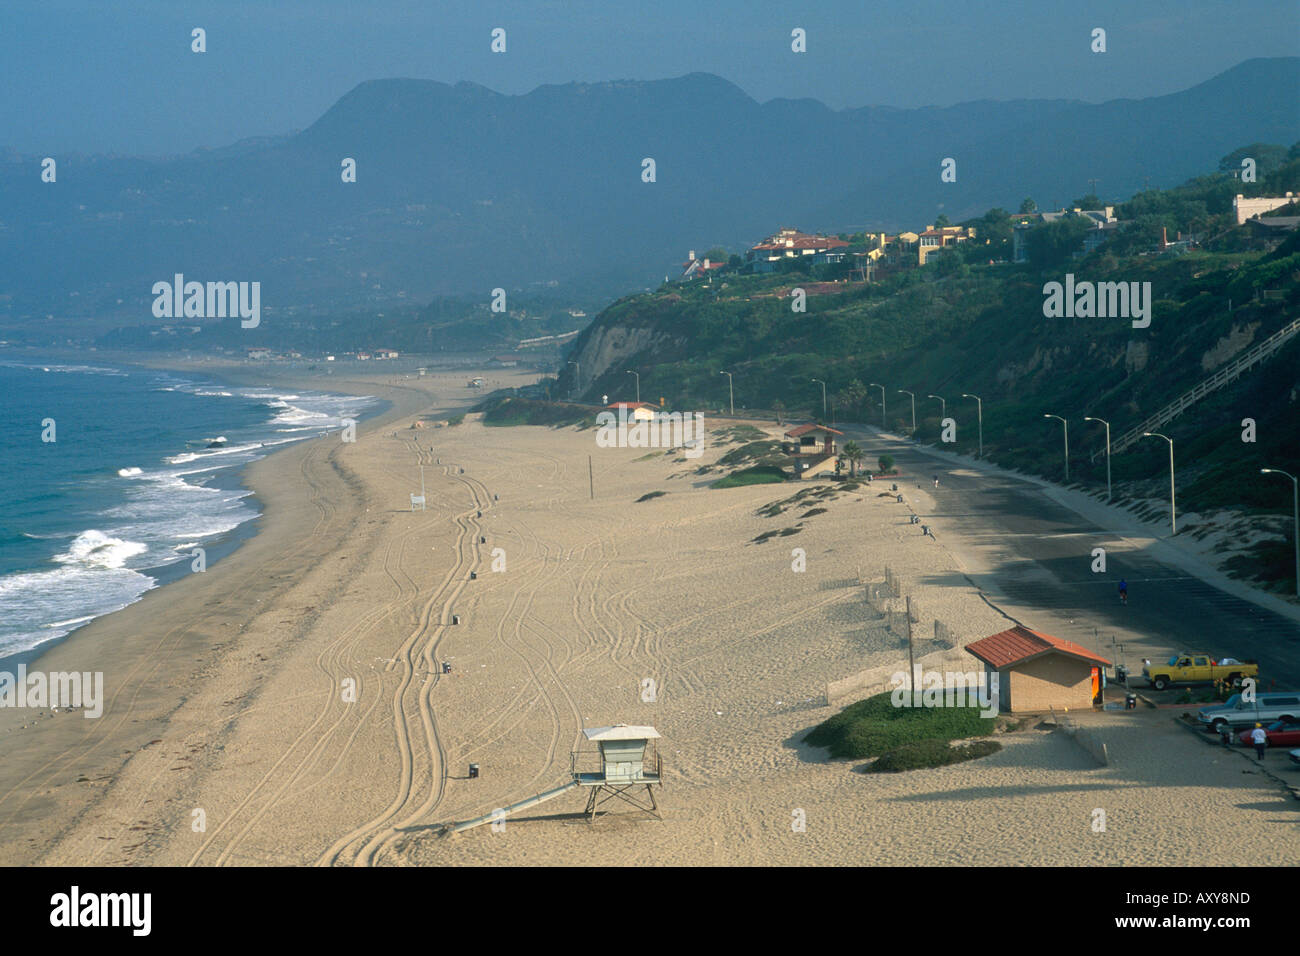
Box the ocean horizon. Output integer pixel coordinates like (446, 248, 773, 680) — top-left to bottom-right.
(0, 358, 381, 664)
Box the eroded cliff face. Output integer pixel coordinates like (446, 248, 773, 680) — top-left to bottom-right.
(1200, 322, 1260, 371)
(568, 321, 688, 395)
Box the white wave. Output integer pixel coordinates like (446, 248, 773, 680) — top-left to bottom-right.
(53, 530, 148, 569)
(117, 466, 144, 477)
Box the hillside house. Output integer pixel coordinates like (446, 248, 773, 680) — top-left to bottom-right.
(679, 250, 728, 281)
(746, 228, 849, 273)
(917, 225, 975, 265)
(373, 348, 399, 360)
(966, 625, 1112, 713)
(782, 423, 843, 480)
(1012, 207, 1119, 263)
(1234, 192, 1296, 225)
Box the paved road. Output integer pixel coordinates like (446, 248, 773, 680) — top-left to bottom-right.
(839, 425, 1300, 689)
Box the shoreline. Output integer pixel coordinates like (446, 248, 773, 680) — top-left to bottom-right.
(1, 359, 392, 672)
(0, 361, 476, 863)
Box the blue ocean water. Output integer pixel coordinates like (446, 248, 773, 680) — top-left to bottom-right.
(0, 359, 380, 661)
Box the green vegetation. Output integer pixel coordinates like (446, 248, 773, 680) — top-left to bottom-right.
(569, 145, 1300, 590)
(715, 465, 788, 488)
(477, 396, 594, 428)
(717, 440, 785, 466)
(804, 692, 994, 760)
(877, 454, 895, 475)
(636, 490, 667, 502)
(754, 526, 802, 542)
(445, 413, 465, 426)
(866, 738, 1002, 773)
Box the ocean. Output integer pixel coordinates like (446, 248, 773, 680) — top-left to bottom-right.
(0, 359, 380, 663)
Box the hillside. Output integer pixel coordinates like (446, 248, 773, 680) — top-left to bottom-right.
(560, 151, 1300, 590)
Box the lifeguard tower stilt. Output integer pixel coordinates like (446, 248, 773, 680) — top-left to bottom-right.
(443, 724, 662, 835)
(573, 725, 662, 822)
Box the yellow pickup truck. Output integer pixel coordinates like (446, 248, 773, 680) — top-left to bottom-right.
(1142, 654, 1259, 691)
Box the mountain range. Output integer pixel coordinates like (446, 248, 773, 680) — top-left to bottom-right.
(1, 57, 1296, 334)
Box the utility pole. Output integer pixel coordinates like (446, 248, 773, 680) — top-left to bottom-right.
(625, 369, 640, 404)
(869, 383, 886, 428)
(1084, 416, 1112, 500)
(1044, 414, 1069, 482)
(1087, 177, 1100, 197)
(927, 394, 945, 419)
(567, 359, 580, 399)
(1260, 468, 1299, 597)
(720, 370, 734, 416)
(588, 455, 594, 499)
(1142, 432, 1176, 535)
(961, 393, 982, 458)
(811, 378, 827, 421)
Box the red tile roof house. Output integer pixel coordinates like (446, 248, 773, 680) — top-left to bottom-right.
(679, 250, 728, 281)
(746, 228, 849, 274)
(782, 423, 844, 480)
(966, 625, 1112, 713)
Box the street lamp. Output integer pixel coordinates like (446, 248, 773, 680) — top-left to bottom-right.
(811, 378, 827, 421)
(927, 394, 945, 419)
(1044, 414, 1069, 482)
(898, 390, 916, 433)
(1142, 432, 1175, 535)
(961, 394, 982, 458)
(719, 370, 734, 416)
(869, 383, 886, 428)
(625, 369, 640, 404)
(567, 360, 580, 399)
(1083, 416, 1112, 500)
(1260, 468, 1299, 597)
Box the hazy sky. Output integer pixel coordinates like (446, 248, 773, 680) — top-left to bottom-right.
(3, 0, 1297, 156)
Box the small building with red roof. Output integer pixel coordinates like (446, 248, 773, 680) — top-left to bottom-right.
(746, 228, 849, 273)
(782, 423, 843, 480)
(965, 625, 1111, 713)
(606, 401, 657, 422)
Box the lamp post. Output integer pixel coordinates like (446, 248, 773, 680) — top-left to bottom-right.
(811, 378, 827, 422)
(1083, 416, 1112, 500)
(927, 394, 945, 419)
(1260, 468, 1299, 597)
(961, 393, 982, 458)
(625, 369, 640, 404)
(719, 371, 734, 416)
(567, 360, 580, 399)
(1044, 414, 1069, 482)
(898, 390, 916, 433)
(1142, 432, 1175, 535)
(869, 383, 886, 428)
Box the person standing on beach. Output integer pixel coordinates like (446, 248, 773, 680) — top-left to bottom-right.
(1250, 722, 1267, 759)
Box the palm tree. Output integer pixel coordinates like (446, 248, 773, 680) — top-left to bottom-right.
(842, 440, 864, 478)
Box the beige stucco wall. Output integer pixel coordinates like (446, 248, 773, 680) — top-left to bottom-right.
(1006, 654, 1098, 713)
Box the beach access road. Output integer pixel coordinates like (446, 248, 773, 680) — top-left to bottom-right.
(838, 424, 1300, 689)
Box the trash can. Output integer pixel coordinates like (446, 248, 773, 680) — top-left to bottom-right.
(442, 661, 451, 674)
(468, 763, 479, 779)
(470, 571, 477, 580)
(452, 614, 460, 625)
(1125, 693, 1137, 710)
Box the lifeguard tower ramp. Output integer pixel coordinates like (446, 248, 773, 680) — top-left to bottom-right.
(443, 725, 662, 835)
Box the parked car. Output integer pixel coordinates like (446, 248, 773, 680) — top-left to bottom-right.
(1289, 748, 1300, 767)
(1197, 692, 1300, 731)
(1235, 718, 1300, 748)
(1142, 653, 1258, 691)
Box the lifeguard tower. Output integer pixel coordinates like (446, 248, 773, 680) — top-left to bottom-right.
(443, 724, 663, 834)
(572, 725, 662, 822)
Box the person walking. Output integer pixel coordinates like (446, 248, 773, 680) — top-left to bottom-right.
(1251, 722, 1268, 760)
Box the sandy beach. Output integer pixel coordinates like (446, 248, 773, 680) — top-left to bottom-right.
(2, 363, 1295, 867)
